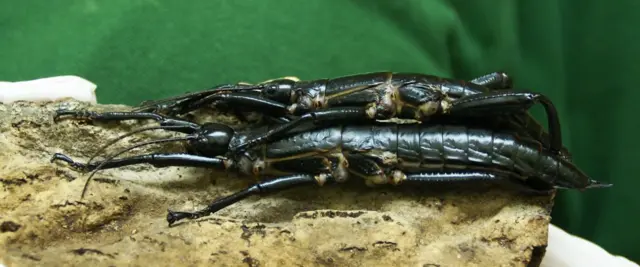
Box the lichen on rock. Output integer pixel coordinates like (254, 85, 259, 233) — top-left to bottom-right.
(0, 100, 553, 266)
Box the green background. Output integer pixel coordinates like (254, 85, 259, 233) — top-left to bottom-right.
(2, 0, 638, 261)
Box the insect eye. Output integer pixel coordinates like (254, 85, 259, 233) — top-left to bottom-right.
(265, 85, 278, 95)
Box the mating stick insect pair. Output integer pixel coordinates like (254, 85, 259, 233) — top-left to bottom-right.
(51, 71, 610, 227)
(133, 71, 569, 159)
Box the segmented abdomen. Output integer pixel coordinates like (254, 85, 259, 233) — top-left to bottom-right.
(346, 125, 541, 176)
(265, 124, 549, 179)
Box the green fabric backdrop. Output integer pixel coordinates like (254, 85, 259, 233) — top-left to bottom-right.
(2, 0, 638, 261)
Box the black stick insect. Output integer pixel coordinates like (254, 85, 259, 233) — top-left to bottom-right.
(51, 109, 610, 227)
(131, 72, 569, 161)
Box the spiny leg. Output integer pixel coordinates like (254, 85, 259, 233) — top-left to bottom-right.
(402, 171, 554, 195)
(166, 173, 332, 226)
(51, 153, 230, 172)
(403, 171, 501, 183)
(470, 72, 512, 90)
(447, 91, 562, 155)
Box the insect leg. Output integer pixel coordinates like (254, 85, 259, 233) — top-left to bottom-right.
(53, 110, 200, 132)
(402, 171, 555, 195)
(404, 171, 501, 183)
(133, 83, 255, 115)
(166, 173, 333, 226)
(264, 116, 292, 124)
(469, 72, 512, 90)
(469, 73, 568, 154)
(51, 153, 230, 172)
(180, 92, 291, 118)
(448, 91, 562, 155)
(345, 153, 404, 186)
(467, 76, 573, 160)
(55, 110, 165, 122)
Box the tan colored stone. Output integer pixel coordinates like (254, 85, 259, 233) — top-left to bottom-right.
(0, 100, 552, 267)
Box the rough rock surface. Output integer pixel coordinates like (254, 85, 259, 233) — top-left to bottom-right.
(0, 100, 553, 267)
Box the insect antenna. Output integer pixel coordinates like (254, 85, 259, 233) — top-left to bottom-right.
(80, 135, 196, 199)
(86, 125, 191, 165)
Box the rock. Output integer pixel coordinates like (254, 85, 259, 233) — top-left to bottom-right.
(0, 100, 553, 266)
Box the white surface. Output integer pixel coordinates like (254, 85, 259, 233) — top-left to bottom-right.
(0, 76, 97, 104)
(542, 224, 638, 267)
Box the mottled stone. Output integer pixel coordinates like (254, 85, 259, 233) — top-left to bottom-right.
(0, 100, 553, 266)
